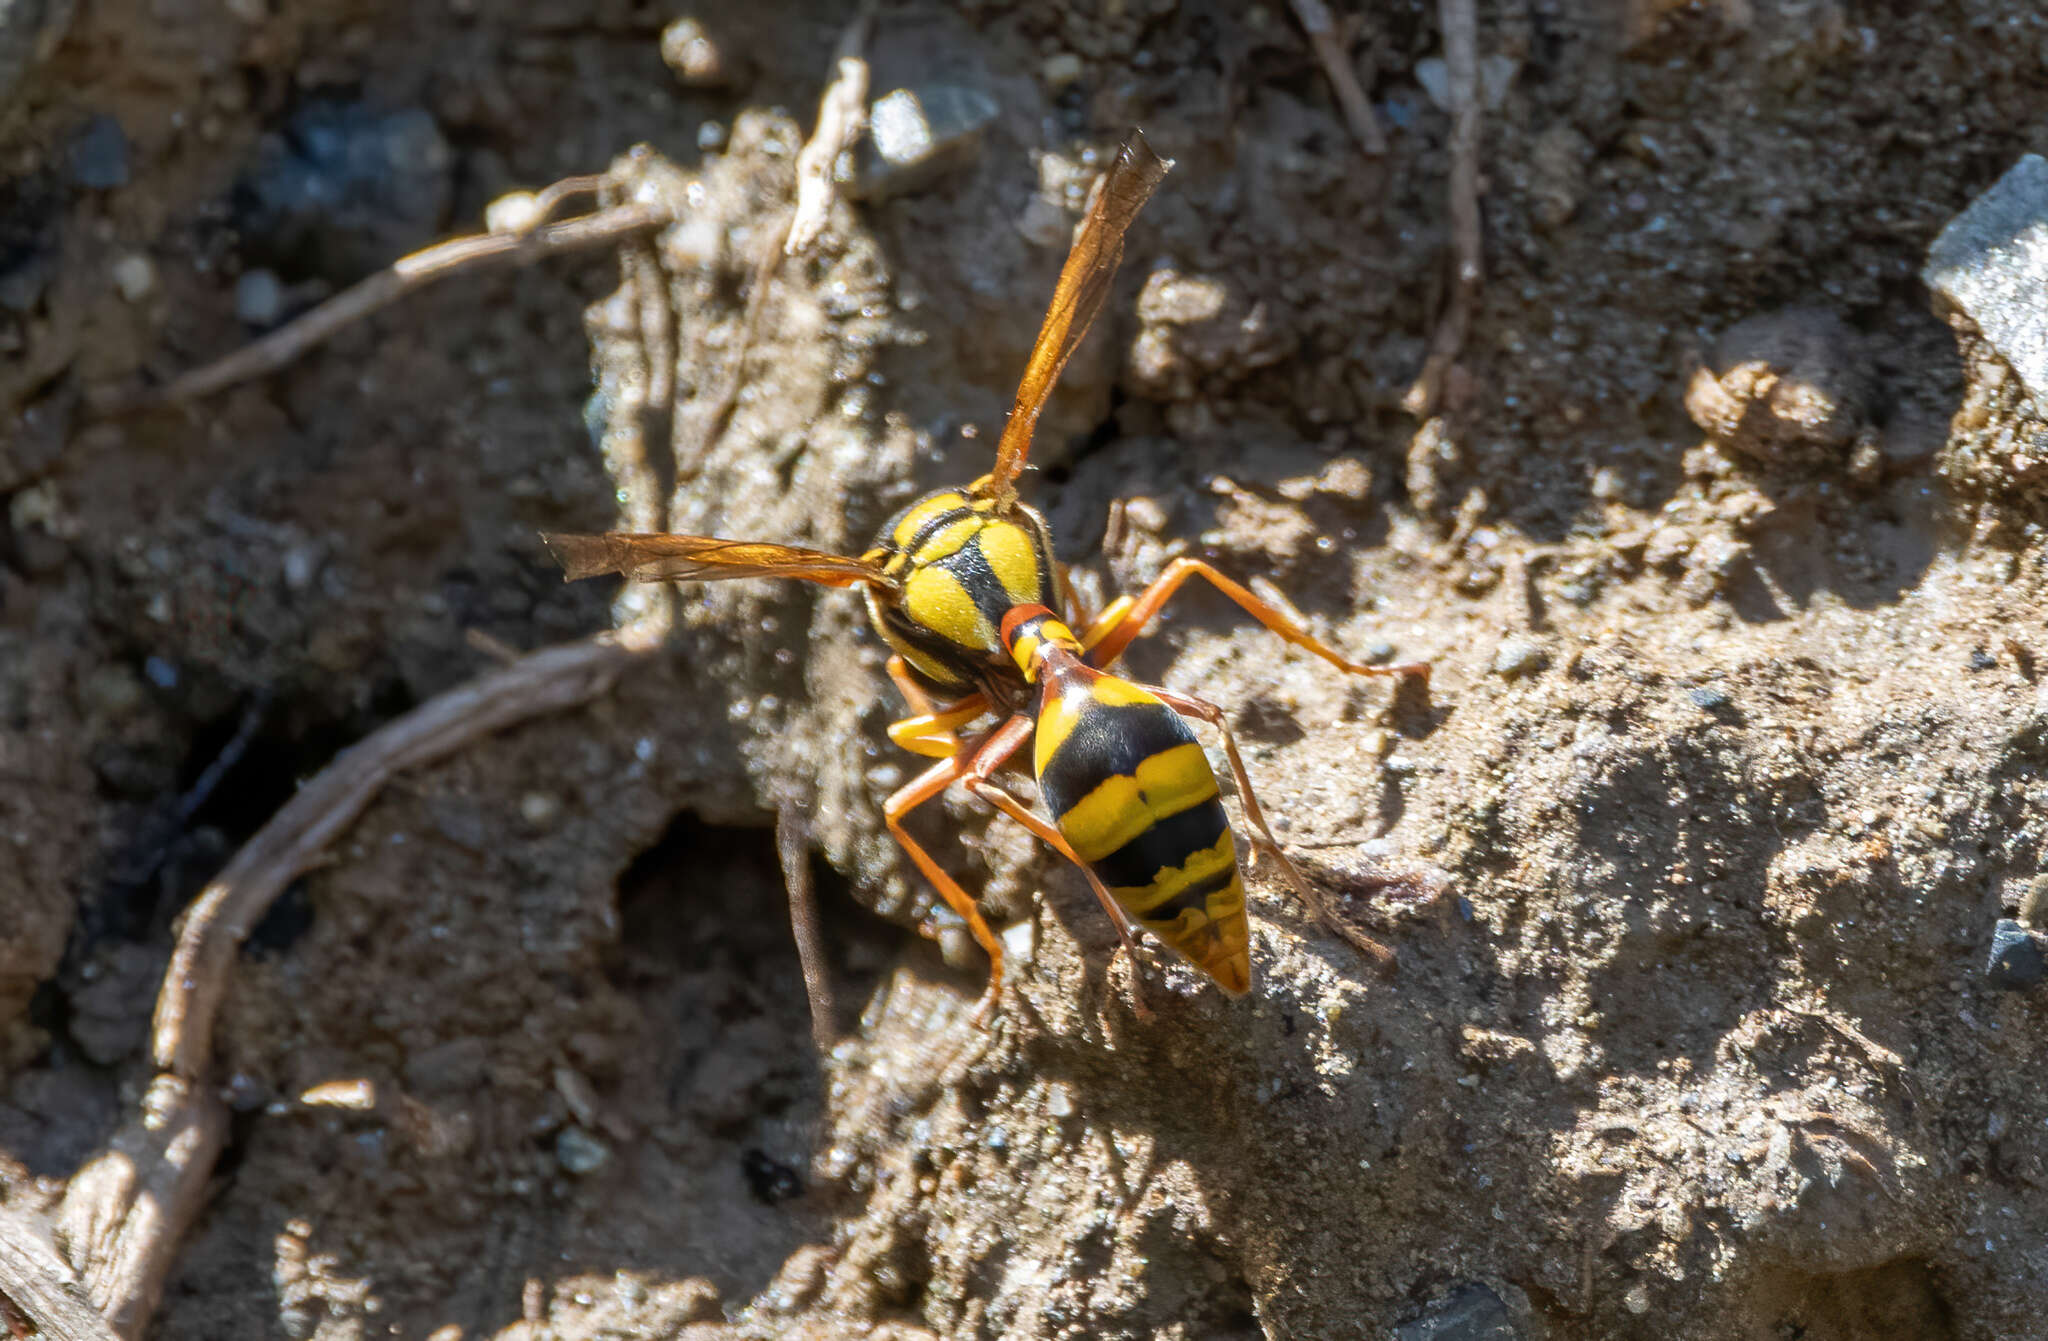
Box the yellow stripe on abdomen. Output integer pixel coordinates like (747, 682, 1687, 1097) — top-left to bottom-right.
(1057, 742, 1219, 864)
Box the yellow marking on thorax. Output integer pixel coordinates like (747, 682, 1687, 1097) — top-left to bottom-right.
(976, 520, 1046, 606)
(889, 491, 971, 548)
(903, 565, 994, 650)
(1031, 671, 1155, 772)
(1057, 742, 1220, 863)
(910, 516, 982, 566)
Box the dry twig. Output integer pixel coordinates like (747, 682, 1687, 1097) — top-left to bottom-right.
(786, 2, 876, 256)
(1403, 0, 1482, 419)
(54, 623, 662, 1337)
(0, 1206, 122, 1341)
(97, 193, 664, 415)
(1289, 0, 1387, 156)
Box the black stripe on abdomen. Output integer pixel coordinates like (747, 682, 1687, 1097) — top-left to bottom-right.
(1089, 798, 1230, 892)
(1036, 703, 1202, 816)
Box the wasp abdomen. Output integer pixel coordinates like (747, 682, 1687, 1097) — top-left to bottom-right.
(1033, 673, 1252, 994)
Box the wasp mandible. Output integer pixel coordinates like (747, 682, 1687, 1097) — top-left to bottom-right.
(545, 132, 1428, 1026)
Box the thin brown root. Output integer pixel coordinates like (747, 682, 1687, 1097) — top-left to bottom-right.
(1403, 0, 1482, 420)
(1289, 0, 1387, 156)
(152, 621, 662, 1078)
(50, 625, 661, 1338)
(464, 626, 524, 665)
(96, 196, 664, 415)
(777, 800, 840, 1051)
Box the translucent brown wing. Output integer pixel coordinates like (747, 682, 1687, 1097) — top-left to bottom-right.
(980, 130, 1171, 504)
(541, 532, 889, 588)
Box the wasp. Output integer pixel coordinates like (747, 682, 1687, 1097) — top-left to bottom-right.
(544, 132, 1428, 1025)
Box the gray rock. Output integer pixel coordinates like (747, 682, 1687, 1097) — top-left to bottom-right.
(1926, 154, 2048, 406)
(1395, 1282, 1520, 1340)
(555, 1124, 612, 1175)
(854, 85, 999, 201)
(234, 267, 284, 326)
(1985, 918, 2045, 991)
(234, 100, 453, 283)
(66, 114, 130, 188)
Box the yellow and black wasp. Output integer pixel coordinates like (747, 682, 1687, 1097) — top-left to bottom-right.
(544, 132, 1428, 1025)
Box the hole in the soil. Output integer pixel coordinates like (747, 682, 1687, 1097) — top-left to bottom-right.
(618, 813, 828, 978)
(246, 879, 316, 958)
(1046, 385, 1132, 486)
(87, 678, 418, 951)
(612, 809, 896, 1079)
(740, 1147, 805, 1205)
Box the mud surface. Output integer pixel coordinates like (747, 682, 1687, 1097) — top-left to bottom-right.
(4, 1, 2048, 1338)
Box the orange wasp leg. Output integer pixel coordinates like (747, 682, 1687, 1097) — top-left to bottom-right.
(1080, 556, 1431, 681)
(886, 655, 990, 759)
(883, 713, 1033, 1027)
(1141, 682, 1397, 974)
(961, 776, 1156, 1021)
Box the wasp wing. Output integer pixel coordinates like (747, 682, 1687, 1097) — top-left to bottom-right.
(981, 131, 1171, 503)
(541, 532, 889, 588)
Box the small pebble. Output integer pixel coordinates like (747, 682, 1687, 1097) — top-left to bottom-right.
(660, 17, 740, 88)
(520, 791, 561, 827)
(1359, 638, 1398, 665)
(111, 253, 155, 301)
(67, 115, 131, 189)
(1688, 685, 1731, 711)
(234, 267, 284, 325)
(1041, 52, 1084, 92)
(555, 1125, 611, 1175)
(281, 543, 319, 590)
(1046, 1083, 1076, 1119)
(1986, 919, 2045, 991)
(1969, 648, 1997, 671)
(1492, 639, 1548, 679)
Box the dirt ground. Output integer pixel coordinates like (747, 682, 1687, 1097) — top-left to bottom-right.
(4, 0, 2048, 1337)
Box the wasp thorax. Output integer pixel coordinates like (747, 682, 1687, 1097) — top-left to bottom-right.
(860, 487, 1061, 693)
